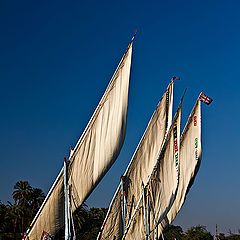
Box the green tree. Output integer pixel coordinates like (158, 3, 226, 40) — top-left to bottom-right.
(12, 181, 32, 206)
(1, 181, 45, 240)
(163, 225, 184, 240)
(7, 202, 23, 239)
(226, 234, 240, 240)
(74, 206, 107, 240)
(184, 225, 213, 240)
(0, 202, 23, 240)
(29, 187, 45, 218)
(12, 181, 32, 237)
(0, 202, 11, 233)
(73, 203, 89, 237)
(8, 180, 44, 238)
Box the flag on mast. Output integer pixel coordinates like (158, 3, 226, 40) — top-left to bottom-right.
(171, 76, 180, 81)
(199, 92, 213, 105)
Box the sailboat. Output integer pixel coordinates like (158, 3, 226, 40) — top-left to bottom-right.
(157, 92, 212, 235)
(25, 38, 134, 239)
(25, 34, 212, 239)
(97, 85, 212, 240)
(97, 80, 180, 240)
(157, 97, 202, 235)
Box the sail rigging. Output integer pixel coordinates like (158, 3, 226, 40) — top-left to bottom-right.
(23, 34, 210, 240)
(26, 41, 133, 240)
(158, 99, 202, 233)
(97, 82, 174, 240)
(124, 105, 181, 240)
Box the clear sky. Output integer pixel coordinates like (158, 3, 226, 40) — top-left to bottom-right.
(1, 0, 240, 235)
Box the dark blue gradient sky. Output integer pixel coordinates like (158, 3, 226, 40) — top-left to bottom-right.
(1, 0, 240, 234)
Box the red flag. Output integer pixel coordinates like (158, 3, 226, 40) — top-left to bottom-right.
(199, 92, 213, 105)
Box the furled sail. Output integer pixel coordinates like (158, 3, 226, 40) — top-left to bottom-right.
(97, 82, 174, 240)
(158, 99, 202, 233)
(125, 106, 181, 240)
(26, 42, 133, 239)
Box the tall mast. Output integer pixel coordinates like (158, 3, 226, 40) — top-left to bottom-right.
(64, 158, 71, 240)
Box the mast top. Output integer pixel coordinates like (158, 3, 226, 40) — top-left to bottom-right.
(131, 30, 138, 43)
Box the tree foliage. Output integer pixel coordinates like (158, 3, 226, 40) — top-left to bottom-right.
(216, 233, 240, 240)
(1, 181, 240, 240)
(163, 225, 185, 240)
(74, 207, 108, 240)
(0, 180, 45, 240)
(183, 225, 213, 240)
(163, 225, 240, 240)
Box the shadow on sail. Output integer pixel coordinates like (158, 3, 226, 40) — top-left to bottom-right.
(25, 39, 133, 240)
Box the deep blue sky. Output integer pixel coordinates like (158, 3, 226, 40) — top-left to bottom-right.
(1, 0, 240, 235)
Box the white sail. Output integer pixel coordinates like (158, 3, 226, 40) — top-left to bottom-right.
(68, 43, 132, 211)
(125, 106, 181, 240)
(26, 42, 133, 239)
(97, 82, 174, 240)
(27, 170, 64, 239)
(158, 99, 202, 232)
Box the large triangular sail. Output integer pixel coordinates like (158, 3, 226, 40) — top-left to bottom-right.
(68, 42, 132, 212)
(124, 105, 181, 240)
(158, 99, 202, 233)
(26, 41, 133, 239)
(97, 82, 174, 240)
